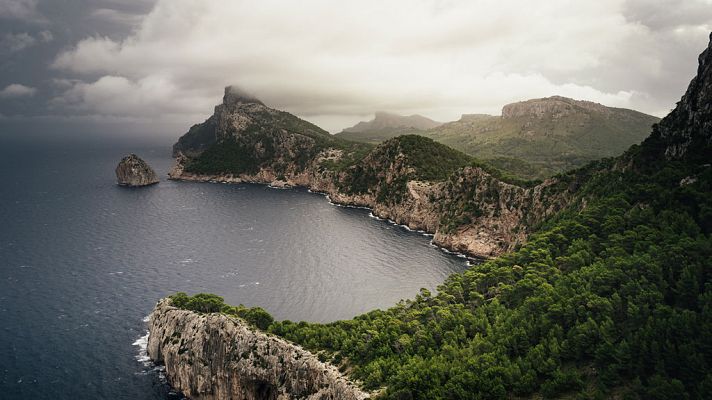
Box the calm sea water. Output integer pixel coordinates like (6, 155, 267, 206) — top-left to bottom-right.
(0, 136, 467, 399)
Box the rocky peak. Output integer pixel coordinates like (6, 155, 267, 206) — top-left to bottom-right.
(115, 154, 159, 187)
(342, 112, 441, 133)
(501, 96, 609, 119)
(650, 32, 712, 161)
(222, 85, 265, 107)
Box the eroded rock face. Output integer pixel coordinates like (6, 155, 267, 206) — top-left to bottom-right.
(147, 299, 369, 400)
(115, 154, 159, 186)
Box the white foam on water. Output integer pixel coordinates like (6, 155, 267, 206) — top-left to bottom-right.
(133, 330, 152, 367)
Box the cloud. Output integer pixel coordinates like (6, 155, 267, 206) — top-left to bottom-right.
(0, 30, 53, 54)
(51, 0, 712, 132)
(90, 8, 144, 26)
(1, 32, 36, 52)
(0, 0, 43, 22)
(0, 83, 37, 98)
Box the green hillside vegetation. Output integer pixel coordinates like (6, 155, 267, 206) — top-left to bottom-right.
(336, 99, 659, 181)
(336, 127, 421, 144)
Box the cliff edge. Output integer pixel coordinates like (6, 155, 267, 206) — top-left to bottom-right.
(147, 299, 369, 400)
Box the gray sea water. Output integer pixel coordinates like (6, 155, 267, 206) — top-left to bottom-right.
(0, 135, 468, 399)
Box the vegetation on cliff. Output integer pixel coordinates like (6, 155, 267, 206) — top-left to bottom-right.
(170, 292, 274, 330)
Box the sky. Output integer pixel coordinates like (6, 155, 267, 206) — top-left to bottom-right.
(1, 0, 711, 137)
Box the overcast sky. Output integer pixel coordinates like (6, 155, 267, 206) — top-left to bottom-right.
(1, 0, 711, 136)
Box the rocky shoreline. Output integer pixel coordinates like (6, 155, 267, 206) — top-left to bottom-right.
(168, 157, 483, 259)
(167, 153, 574, 260)
(147, 299, 370, 400)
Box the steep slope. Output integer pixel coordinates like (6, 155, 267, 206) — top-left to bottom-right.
(336, 112, 442, 143)
(147, 298, 369, 400)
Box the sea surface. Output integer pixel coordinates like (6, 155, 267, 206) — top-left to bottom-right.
(0, 135, 468, 399)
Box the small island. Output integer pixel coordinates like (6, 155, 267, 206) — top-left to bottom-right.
(115, 154, 159, 187)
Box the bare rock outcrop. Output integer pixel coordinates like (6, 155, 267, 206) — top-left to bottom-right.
(147, 299, 369, 400)
(115, 154, 159, 187)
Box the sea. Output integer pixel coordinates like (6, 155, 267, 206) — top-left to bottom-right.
(0, 134, 468, 399)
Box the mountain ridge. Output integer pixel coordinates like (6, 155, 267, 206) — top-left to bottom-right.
(337, 95, 660, 180)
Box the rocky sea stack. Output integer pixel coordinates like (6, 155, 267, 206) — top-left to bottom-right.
(115, 154, 159, 187)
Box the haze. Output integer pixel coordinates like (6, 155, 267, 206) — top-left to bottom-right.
(1, 0, 711, 136)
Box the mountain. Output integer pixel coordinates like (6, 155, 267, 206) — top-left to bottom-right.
(336, 97, 659, 180)
(335, 111, 442, 143)
(430, 96, 660, 179)
(162, 34, 712, 399)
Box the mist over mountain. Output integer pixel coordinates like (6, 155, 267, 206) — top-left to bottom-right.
(337, 112, 442, 141)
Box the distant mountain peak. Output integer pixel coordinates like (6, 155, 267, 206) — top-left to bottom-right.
(222, 85, 264, 106)
(341, 112, 442, 133)
(501, 95, 609, 118)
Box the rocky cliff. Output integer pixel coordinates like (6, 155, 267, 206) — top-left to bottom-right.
(115, 154, 159, 186)
(647, 32, 712, 162)
(147, 299, 369, 400)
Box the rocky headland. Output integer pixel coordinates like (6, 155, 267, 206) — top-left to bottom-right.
(147, 299, 369, 400)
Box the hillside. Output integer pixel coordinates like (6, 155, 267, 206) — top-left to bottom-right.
(337, 97, 659, 180)
(336, 111, 442, 143)
(160, 33, 712, 399)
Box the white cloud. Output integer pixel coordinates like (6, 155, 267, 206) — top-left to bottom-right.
(0, 83, 37, 98)
(51, 0, 712, 132)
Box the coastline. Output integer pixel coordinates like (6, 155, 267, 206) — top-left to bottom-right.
(167, 168, 486, 263)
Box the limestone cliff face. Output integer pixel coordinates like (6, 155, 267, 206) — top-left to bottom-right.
(147, 299, 369, 400)
(115, 154, 159, 187)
